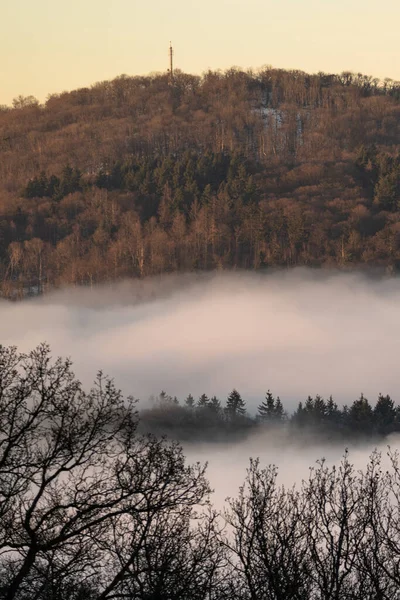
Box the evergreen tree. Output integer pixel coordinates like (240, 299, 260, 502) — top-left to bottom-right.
(158, 390, 177, 408)
(209, 396, 221, 414)
(348, 394, 374, 434)
(225, 389, 246, 419)
(110, 162, 124, 190)
(47, 174, 60, 198)
(24, 172, 48, 198)
(257, 390, 284, 422)
(292, 401, 306, 427)
(275, 396, 285, 421)
(325, 396, 342, 428)
(313, 395, 327, 423)
(38, 171, 49, 197)
(374, 173, 398, 210)
(304, 395, 314, 415)
(57, 165, 82, 199)
(197, 393, 210, 408)
(298, 395, 328, 427)
(373, 394, 396, 434)
(257, 390, 275, 421)
(185, 394, 195, 408)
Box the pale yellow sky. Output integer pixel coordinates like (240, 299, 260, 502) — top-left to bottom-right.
(1, 0, 399, 106)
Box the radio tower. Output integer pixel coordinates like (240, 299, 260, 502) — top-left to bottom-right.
(169, 42, 174, 83)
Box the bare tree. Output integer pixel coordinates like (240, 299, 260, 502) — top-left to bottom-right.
(224, 452, 400, 600)
(224, 459, 310, 600)
(301, 453, 368, 599)
(0, 344, 218, 600)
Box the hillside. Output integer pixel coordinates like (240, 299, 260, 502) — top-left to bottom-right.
(0, 67, 399, 296)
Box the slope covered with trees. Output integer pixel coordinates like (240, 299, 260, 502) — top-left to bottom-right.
(0, 67, 399, 296)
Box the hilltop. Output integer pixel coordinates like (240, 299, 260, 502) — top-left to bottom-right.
(0, 67, 399, 296)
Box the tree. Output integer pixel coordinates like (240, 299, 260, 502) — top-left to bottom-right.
(224, 458, 311, 599)
(275, 397, 284, 421)
(158, 389, 178, 407)
(302, 453, 368, 599)
(24, 172, 48, 198)
(292, 401, 307, 428)
(12, 95, 39, 109)
(0, 344, 216, 600)
(57, 165, 82, 199)
(325, 395, 340, 419)
(348, 394, 374, 434)
(225, 389, 246, 419)
(197, 393, 210, 408)
(257, 390, 284, 423)
(184, 393, 195, 408)
(209, 396, 221, 415)
(373, 393, 397, 435)
(224, 451, 400, 600)
(374, 173, 399, 211)
(257, 390, 275, 421)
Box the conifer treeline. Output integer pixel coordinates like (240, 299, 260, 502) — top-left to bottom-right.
(139, 388, 400, 441)
(0, 66, 399, 297)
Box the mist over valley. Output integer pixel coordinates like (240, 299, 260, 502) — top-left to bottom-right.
(1, 269, 399, 413)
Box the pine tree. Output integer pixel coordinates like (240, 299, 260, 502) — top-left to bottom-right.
(24, 172, 48, 198)
(374, 394, 396, 434)
(313, 395, 327, 423)
(257, 390, 276, 421)
(325, 396, 341, 428)
(225, 389, 246, 419)
(348, 394, 374, 434)
(47, 174, 60, 198)
(209, 396, 221, 414)
(258, 391, 285, 423)
(57, 165, 82, 199)
(374, 173, 398, 210)
(292, 401, 306, 427)
(185, 394, 195, 408)
(275, 396, 285, 421)
(158, 390, 176, 408)
(197, 393, 209, 408)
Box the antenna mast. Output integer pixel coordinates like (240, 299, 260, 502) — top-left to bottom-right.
(169, 42, 174, 83)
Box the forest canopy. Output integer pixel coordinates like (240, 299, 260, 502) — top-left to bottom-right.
(0, 66, 399, 297)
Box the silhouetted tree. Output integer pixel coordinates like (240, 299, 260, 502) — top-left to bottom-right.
(0, 344, 217, 600)
(257, 390, 285, 423)
(348, 393, 374, 434)
(373, 393, 397, 434)
(225, 389, 246, 419)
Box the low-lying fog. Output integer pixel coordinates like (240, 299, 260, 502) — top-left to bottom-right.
(184, 432, 400, 507)
(1, 269, 400, 412)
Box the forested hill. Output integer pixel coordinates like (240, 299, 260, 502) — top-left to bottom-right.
(1, 67, 400, 297)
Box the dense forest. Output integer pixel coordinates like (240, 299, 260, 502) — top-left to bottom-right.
(138, 388, 400, 442)
(2, 343, 400, 600)
(0, 67, 399, 297)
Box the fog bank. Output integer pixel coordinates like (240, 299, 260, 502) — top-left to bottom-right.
(185, 431, 400, 507)
(1, 269, 399, 411)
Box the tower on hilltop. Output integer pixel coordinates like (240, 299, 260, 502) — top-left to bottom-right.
(168, 42, 174, 83)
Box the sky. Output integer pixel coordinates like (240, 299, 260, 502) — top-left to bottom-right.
(1, 0, 399, 106)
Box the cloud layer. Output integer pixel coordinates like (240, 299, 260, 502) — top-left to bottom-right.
(1, 269, 399, 412)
